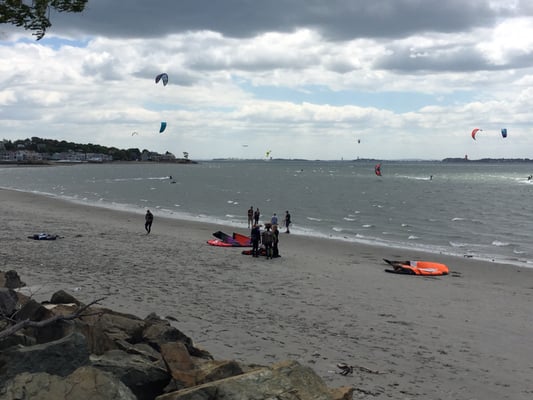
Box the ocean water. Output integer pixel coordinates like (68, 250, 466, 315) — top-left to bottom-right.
(1, 160, 532, 268)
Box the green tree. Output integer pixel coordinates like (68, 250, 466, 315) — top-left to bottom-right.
(0, 0, 88, 40)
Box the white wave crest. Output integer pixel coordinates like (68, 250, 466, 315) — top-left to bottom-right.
(492, 240, 510, 247)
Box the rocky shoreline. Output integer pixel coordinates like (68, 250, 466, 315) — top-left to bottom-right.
(0, 270, 353, 400)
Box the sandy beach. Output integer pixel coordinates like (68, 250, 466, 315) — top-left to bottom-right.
(1, 188, 532, 399)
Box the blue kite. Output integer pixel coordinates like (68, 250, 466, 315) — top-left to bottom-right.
(155, 73, 168, 86)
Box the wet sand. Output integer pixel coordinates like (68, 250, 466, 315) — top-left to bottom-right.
(1, 188, 532, 399)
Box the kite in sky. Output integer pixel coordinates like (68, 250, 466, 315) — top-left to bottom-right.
(471, 128, 483, 140)
(159, 121, 167, 133)
(155, 73, 168, 86)
(472, 128, 508, 140)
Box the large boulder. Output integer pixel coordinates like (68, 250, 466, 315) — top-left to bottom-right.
(0, 366, 137, 400)
(143, 314, 212, 360)
(49, 290, 82, 306)
(160, 342, 197, 390)
(142, 314, 192, 349)
(156, 360, 353, 400)
(14, 299, 50, 322)
(0, 288, 18, 317)
(90, 349, 170, 400)
(12, 299, 70, 344)
(76, 307, 146, 355)
(114, 338, 164, 362)
(0, 270, 25, 289)
(0, 332, 90, 390)
(160, 342, 244, 393)
(193, 359, 244, 385)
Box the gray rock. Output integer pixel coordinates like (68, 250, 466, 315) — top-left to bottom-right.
(49, 289, 81, 305)
(0, 332, 90, 390)
(0, 270, 25, 289)
(0, 333, 36, 352)
(115, 338, 164, 362)
(0, 366, 137, 400)
(0, 289, 17, 317)
(156, 360, 346, 400)
(78, 307, 146, 355)
(90, 349, 169, 400)
(143, 314, 212, 359)
(13, 299, 50, 323)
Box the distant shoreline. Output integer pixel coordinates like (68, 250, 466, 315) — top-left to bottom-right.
(0, 159, 198, 167)
(2, 158, 533, 167)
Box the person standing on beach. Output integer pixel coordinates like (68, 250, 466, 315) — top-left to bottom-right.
(284, 210, 291, 233)
(250, 223, 261, 257)
(254, 208, 260, 225)
(247, 206, 254, 228)
(261, 223, 274, 259)
(272, 224, 280, 258)
(271, 213, 278, 225)
(145, 210, 154, 234)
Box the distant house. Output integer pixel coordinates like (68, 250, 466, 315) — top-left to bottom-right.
(0, 150, 43, 162)
(50, 151, 84, 162)
(0, 151, 15, 162)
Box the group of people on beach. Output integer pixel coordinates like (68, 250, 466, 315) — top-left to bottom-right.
(248, 207, 291, 259)
(247, 207, 291, 233)
(143, 207, 292, 260)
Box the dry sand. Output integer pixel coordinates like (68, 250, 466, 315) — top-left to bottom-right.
(1, 188, 532, 399)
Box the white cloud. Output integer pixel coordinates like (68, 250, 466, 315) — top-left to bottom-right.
(1, 0, 533, 159)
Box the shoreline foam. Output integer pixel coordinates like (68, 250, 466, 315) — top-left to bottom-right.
(2, 185, 530, 269)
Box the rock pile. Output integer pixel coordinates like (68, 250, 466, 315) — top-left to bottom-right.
(0, 271, 353, 400)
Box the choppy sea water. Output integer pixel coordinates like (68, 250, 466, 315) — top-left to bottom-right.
(1, 160, 532, 268)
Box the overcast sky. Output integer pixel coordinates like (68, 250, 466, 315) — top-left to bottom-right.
(1, 0, 533, 160)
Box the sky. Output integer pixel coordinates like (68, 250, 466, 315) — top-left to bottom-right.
(1, 0, 533, 160)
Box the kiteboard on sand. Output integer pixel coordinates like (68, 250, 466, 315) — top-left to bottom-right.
(383, 259, 449, 276)
(207, 231, 251, 247)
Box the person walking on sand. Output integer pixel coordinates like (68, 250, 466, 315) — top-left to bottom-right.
(250, 223, 261, 257)
(284, 210, 291, 233)
(253, 208, 260, 225)
(145, 210, 154, 234)
(247, 206, 254, 228)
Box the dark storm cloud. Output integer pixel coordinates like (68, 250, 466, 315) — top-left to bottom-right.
(49, 0, 521, 41)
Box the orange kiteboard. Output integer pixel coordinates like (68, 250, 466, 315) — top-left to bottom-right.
(383, 259, 449, 276)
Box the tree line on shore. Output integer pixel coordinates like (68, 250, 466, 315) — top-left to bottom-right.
(2, 137, 161, 162)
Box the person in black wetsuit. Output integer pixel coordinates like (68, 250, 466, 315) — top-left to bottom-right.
(145, 210, 154, 234)
(250, 224, 261, 257)
(284, 210, 291, 233)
